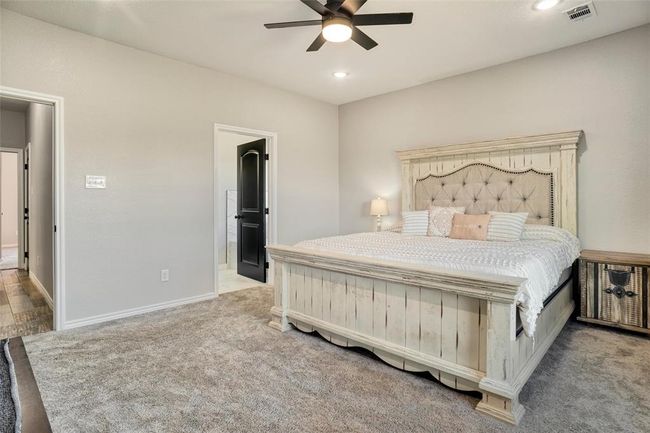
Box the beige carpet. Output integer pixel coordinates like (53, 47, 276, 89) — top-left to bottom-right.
(24, 287, 650, 433)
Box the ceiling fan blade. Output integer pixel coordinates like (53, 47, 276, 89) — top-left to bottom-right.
(353, 13, 414, 26)
(351, 27, 378, 50)
(264, 20, 322, 29)
(306, 33, 327, 52)
(300, 0, 331, 16)
(337, 0, 367, 15)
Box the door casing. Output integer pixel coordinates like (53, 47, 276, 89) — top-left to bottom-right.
(213, 123, 278, 295)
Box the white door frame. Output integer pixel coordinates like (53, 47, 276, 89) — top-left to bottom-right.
(213, 123, 278, 295)
(0, 86, 65, 331)
(0, 147, 25, 269)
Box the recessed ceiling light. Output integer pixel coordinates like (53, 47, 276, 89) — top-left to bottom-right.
(333, 71, 348, 79)
(533, 0, 561, 10)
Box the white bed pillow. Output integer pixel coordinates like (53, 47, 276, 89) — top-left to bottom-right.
(401, 210, 429, 236)
(486, 211, 528, 241)
(428, 206, 465, 237)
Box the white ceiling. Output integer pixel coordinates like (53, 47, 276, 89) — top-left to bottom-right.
(2, 0, 649, 105)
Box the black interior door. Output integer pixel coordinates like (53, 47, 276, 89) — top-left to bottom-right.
(236, 139, 266, 283)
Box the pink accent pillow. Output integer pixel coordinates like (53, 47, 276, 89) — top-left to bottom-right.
(449, 214, 491, 241)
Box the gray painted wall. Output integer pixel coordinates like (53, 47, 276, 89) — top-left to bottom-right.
(26, 102, 54, 297)
(339, 25, 650, 254)
(0, 110, 26, 149)
(1, 10, 339, 322)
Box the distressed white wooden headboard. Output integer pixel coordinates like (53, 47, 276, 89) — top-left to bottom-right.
(396, 131, 582, 234)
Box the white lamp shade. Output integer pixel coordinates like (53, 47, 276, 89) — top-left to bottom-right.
(370, 198, 388, 216)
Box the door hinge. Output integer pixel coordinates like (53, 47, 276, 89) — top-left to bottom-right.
(24, 252, 29, 259)
(264, 153, 269, 161)
(265, 208, 269, 215)
(54, 225, 57, 233)
(265, 262, 269, 269)
(24, 163, 28, 170)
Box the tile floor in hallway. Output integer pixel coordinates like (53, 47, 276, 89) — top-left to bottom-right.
(218, 268, 265, 294)
(0, 247, 19, 270)
(0, 269, 52, 340)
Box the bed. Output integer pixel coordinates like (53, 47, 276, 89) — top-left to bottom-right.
(267, 130, 583, 424)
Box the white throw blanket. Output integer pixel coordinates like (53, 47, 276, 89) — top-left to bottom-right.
(296, 225, 580, 336)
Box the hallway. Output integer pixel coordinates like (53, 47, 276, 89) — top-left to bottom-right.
(0, 268, 52, 339)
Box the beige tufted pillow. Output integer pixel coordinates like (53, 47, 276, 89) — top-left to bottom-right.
(428, 206, 465, 237)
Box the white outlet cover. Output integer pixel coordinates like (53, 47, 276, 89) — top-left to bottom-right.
(161, 269, 170, 282)
(85, 175, 106, 189)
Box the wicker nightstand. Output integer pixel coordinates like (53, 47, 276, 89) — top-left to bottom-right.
(578, 250, 650, 334)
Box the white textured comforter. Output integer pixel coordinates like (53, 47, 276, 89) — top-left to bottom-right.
(296, 225, 580, 336)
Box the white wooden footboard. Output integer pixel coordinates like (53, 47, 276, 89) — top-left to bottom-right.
(268, 245, 574, 425)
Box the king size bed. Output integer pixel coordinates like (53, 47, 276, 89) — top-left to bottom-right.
(267, 130, 583, 424)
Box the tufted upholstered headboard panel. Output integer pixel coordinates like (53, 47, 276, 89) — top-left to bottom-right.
(396, 131, 582, 234)
(414, 163, 554, 225)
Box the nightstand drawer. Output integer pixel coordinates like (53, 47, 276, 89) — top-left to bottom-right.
(581, 262, 645, 327)
(578, 250, 650, 334)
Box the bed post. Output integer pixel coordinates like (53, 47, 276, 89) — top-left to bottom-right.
(401, 160, 413, 212)
(269, 260, 291, 332)
(476, 300, 525, 425)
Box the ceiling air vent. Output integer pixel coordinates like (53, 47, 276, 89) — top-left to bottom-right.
(565, 2, 597, 21)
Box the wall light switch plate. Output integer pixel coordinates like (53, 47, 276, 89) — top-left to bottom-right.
(161, 269, 170, 282)
(85, 175, 106, 189)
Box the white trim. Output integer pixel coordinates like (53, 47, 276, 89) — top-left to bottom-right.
(0, 147, 24, 269)
(0, 86, 65, 331)
(29, 270, 53, 309)
(213, 123, 278, 296)
(64, 292, 216, 330)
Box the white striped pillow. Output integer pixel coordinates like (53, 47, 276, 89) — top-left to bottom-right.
(401, 211, 429, 236)
(486, 211, 528, 241)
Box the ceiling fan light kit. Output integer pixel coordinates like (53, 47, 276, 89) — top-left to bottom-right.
(264, 0, 414, 52)
(322, 17, 353, 42)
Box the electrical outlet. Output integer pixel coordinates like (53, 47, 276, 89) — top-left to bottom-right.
(160, 269, 169, 282)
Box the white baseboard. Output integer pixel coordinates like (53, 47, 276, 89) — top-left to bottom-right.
(63, 291, 217, 330)
(29, 271, 53, 309)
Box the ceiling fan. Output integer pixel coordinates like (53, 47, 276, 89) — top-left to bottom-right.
(264, 0, 414, 52)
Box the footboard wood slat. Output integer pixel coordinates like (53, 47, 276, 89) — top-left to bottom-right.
(404, 286, 421, 372)
(440, 292, 458, 388)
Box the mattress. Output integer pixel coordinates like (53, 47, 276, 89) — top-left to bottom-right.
(296, 225, 580, 336)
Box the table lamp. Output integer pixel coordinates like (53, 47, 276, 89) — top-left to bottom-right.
(370, 197, 388, 231)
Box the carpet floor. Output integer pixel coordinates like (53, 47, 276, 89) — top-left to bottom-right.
(0, 340, 17, 433)
(23, 287, 650, 433)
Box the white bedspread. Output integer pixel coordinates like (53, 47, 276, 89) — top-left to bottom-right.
(296, 225, 580, 336)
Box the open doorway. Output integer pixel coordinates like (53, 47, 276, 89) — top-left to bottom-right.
(1, 149, 23, 271)
(0, 94, 57, 338)
(213, 124, 277, 295)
